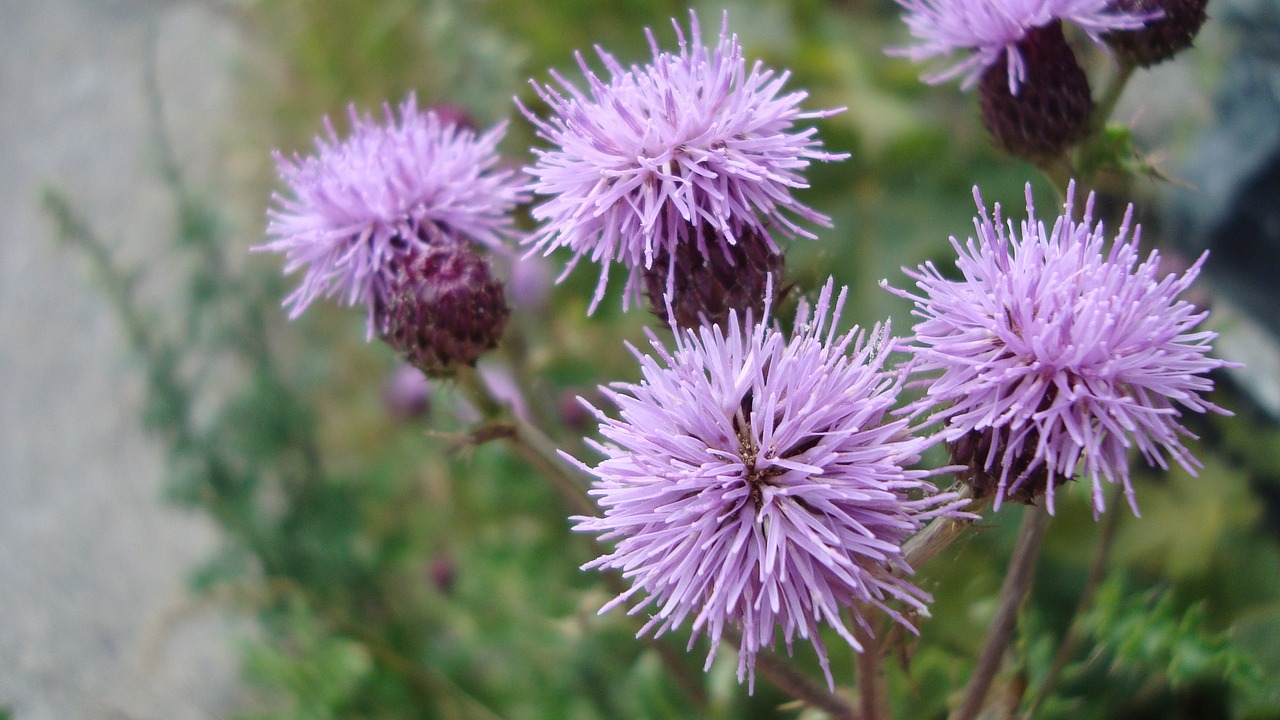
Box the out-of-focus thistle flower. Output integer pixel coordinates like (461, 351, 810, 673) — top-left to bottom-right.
(571, 281, 967, 689)
(1104, 0, 1208, 67)
(258, 95, 525, 331)
(885, 182, 1237, 517)
(520, 11, 848, 323)
(383, 363, 433, 421)
(890, 1, 1152, 159)
(891, 0, 1149, 92)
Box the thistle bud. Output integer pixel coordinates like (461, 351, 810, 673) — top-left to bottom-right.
(979, 21, 1093, 161)
(948, 428, 1063, 506)
(376, 239, 509, 377)
(1104, 0, 1208, 67)
(641, 227, 783, 331)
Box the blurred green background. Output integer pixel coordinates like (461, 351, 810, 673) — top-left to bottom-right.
(45, 0, 1280, 718)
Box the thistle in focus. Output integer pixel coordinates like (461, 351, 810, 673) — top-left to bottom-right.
(891, 0, 1152, 159)
(520, 11, 847, 326)
(571, 281, 967, 689)
(258, 95, 525, 372)
(886, 182, 1236, 516)
(1104, 0, 1209, 67)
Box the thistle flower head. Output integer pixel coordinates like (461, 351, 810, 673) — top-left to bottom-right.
(259, 95, 526, 329)
(572, 281, 966, 689)
(520, 11, 848, 314)
(891, 0, 1151, 93)
(887, 182, 1237, 516)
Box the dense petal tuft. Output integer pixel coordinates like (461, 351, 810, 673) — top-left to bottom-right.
(888, 182, 1237, 516)
(521, 11, 847, 314)
(573, 280, 966, 688)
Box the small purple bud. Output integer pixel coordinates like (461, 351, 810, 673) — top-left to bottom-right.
(641, 226, 784, 331)
(376, 235, 509, 377)
(557, 389, 595, 434)
(1104, 0, 1208, 67)
(427, 103, 477, 131)
(382, 363, 432, 421)
(428, 554, 456, 594)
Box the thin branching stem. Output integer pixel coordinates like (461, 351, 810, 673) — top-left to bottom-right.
(1025, 484, 1125, 716)
(902, 484, 981, 570)
(854, 612, 891, 720)
(949, 505, 1051, 720)
(1090, 60, 1136, 137)
(453, 365, 710, 711)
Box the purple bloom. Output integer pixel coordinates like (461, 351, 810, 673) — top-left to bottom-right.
(571, 281, 966, 689)
(520, 11, 848, 314)
(886, 182, 1236, 516)
(259, 95, 526, 329)
(891, 0, 1151, 93)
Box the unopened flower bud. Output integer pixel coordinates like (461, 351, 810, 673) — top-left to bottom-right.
(979, 21, 1093, 161)
(376, 239, 509, 376)
(1104, 0, 1208, 67)
(642, 227, 783, 331)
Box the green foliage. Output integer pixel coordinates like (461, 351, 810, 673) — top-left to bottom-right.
(1086, 579, 1257, 690)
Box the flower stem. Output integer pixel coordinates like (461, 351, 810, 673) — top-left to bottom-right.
(1090, 60, 1136, 136)
(902, 484, 980, 570)
(454, 366, 595, 517)
(453, 365, 709, 711)
(1025, 484, 1124, 716)
(948, 504, 1050, 720)
(854, 614, 891, 720)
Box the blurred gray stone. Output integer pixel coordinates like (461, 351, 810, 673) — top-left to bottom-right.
(1165, 0, 1280, 337)
(0, 0, 248, 718)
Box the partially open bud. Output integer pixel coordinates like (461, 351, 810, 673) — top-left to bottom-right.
(979, 22, 1093, 161)
(1104, 0, 1208, 67)
(641, 226, 783, 331)
(948, 428, 1067, 506)
(376, 237, 509, 377)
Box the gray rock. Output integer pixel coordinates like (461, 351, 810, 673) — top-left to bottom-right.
(0, 1, 247, 718)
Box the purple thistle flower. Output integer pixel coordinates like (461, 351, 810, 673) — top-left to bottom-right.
(890, 0, 1151, 93)
(571, 281, 967, 689)
(520, 11, 848, 314)
(258, 95, 526, 330)
(886, 182, 1237, 516)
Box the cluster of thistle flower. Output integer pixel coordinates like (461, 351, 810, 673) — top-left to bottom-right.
(259, 3, 1229, 694)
